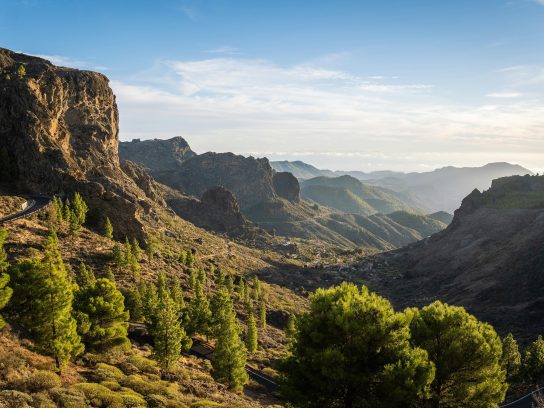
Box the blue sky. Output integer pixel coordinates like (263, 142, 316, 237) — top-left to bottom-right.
(2, 0, 544, 171)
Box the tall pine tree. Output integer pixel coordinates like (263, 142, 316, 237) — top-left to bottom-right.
(152, 291, 192, 370)
(187, 279, 211, 336)
(103, 217, 113, 239)
(211, 287, 248, 391)
(8, 231, 83, 369)
(246, 311, 258, 353)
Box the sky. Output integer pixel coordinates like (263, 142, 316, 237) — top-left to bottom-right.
(1, 0, 544, 172)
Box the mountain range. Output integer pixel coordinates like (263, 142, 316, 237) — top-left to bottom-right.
(271, 160, 533, 213)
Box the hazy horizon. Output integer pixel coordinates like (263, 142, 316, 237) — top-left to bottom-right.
(2, 0, 543, 172)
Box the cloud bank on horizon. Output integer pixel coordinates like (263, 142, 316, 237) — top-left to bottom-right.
(110, 56, 544, 173)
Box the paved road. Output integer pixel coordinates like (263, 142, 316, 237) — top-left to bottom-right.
(0, 195, 51, 224)
(500, 386, 544, 408)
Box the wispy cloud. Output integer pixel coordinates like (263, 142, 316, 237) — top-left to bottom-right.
(205, 46, 240, 55)
(486, 92, 523, 98)
(111, 56, 544, 171)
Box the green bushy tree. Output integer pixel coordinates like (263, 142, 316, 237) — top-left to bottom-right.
(152, 291, 192, 370)
(258, 298, 266, 329)
(279, 282, 434, 408)
(103, 217, 113, 239)
(187, 279, 211, 336)
(73, 278, 130, 351)
(8, 232, 83, 369)
(211, 287, 248, 391)
(523, 335, 544, 383)
(501, 333, 521, 381)
(409, 301, 507, 407)
(245, 311, 258, 353)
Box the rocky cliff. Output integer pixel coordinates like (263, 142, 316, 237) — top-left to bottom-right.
(119, 137, 196, 172)
(382, 174, 544, 339)
(0, 48, 162, 239)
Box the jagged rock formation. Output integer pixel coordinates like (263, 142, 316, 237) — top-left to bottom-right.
(166, 186, 248, 234)
(119, 137, 196, 172)
(273, 172, 300, 202)
(0, 48, 163, 239)
(383, 174, 544, 339)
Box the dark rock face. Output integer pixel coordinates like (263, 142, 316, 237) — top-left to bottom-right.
(119, 137, 195, 173)
(273, 172, 300, 202)
(166, 186, 247, 234)
(0, 48, 160, 239)
(157, 152, 279, 209)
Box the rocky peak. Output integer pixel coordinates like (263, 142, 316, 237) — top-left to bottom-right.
(0, 48, 162, 239)
(119, 136, 196, 173)
(273, 172, 300, 202)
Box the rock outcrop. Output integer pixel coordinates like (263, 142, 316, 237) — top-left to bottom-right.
(119, 137, 195, 172)
(166, 186, 248, 234)
(273, 172, 300, 202)
(0, 48, 161, 239)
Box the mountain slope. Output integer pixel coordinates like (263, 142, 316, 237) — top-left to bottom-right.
(377, 174, 544, 339)
(301, 175, 421, 215)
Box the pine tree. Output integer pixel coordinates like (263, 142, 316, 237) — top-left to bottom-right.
(252, 277, 261, 301)
(103, 217, 113, 239)
(124, 286, 144, 322)
(142, 282, 159, 324)
(258, 298, 266, 329)
(246, 311, 258, 353)
(186, 250, 194, 267)
(123, 237, 132, 267)
(523, 335, 544, 383)
(8, 253, 83, 369)
(285, 313, 296, 339)
(237, 279, 246, 302)
(47, 199, 60, 226)
(71, 192, 88, 227)
(187, 279, 211, 336)
(189, 268, 197, 291)
(152, 292, 192, 370)
(210, 286, 231, 338)
(197, 268, 207, 290)
(501, 333, 521, 381)
(73, 278, 130, 351)
(211, 288, 248, 391)
(146, 237, 155, 261)
(53, 196, 64, 223)
(63, 199, 71, 225)
(75, 262, 95, 289)
(178, 250, 187, 265)
(0, 229, 12, 329)
(112, 244, 124, 267)
(225, 275, 234, 294)
(104, 266, 115, 281)
(131, 238, 141, 261)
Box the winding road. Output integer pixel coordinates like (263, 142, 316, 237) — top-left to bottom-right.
(0, 195, 51, 224)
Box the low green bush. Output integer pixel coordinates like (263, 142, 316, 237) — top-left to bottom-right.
(25, 370, 61, 392)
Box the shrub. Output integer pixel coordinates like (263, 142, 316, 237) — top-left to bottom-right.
(95, 363, 126, 382)
(25, 370, 61, 392)
(191, 401, 221, 407)
(121, 374, 177, 399)
(71, 382, 125, 407)
(128, 355, 160, 375)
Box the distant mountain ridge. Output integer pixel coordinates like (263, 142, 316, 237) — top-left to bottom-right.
(120, 138, 449, 250)
(271, 160, 533, 213)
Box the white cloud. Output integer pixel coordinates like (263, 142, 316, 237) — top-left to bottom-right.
(111, 57, 544, 171)
(486, 92, 523, 98)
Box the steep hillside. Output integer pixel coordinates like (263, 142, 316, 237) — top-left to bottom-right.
(301, 175, 421, 215)
(270, 160, 335, 179)
(372, 174, 544, 339)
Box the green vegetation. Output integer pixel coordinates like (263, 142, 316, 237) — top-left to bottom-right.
(280, 282, 435, 407)
(103, 216, 113, 239)
(0, 229, 12, 329)
(408, 301, 507, 407)
(211, 287, 248, 391)
(7, 231, 83, 369)
(245, 311, 258, 353)
(501, 333, 522, 381)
